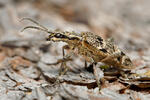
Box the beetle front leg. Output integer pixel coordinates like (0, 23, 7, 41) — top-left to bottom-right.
(58, 45, 74, 76)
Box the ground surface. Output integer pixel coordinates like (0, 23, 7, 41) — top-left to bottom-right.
(0, 0, 150, 100)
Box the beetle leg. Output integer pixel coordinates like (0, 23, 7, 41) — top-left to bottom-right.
(101, 52, 122, 62)
(58, 45, 74, 76)
(89, 59, 103, 91)
(84, 60, 87, 68)
(93, 62, 104, 91)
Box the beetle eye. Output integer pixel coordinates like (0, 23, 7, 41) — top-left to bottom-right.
(56, 33, 61, 37)
(55, 33, 66, 38)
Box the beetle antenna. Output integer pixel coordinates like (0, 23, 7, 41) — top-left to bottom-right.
(20, 18, 48, 31)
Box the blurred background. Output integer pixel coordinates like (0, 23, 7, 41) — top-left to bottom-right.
(0, 0, 150, 57)
(0, 0, 150, 100)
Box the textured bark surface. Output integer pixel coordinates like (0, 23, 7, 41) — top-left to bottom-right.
(0, 0, 150, 100)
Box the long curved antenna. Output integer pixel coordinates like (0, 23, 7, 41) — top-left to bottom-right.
(21, 26, 49, 33)
(21, 25, 55, 35)
(20, 18, 48, 31)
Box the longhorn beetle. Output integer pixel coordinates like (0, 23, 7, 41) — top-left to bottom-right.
(21, 18, 134, 90)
